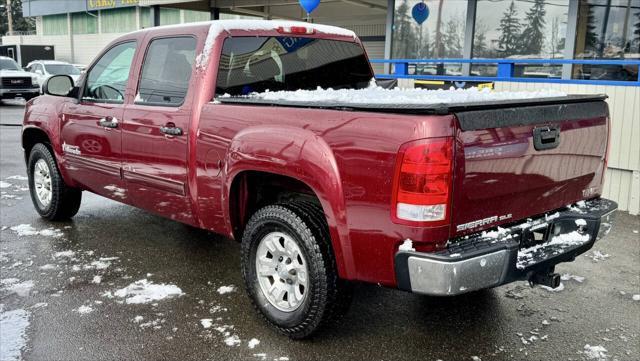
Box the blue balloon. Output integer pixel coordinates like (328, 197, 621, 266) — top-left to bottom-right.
(299, 0, 320, 14)
(412, 2, 429, 25)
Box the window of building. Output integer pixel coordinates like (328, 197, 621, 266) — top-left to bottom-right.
(100, 8, 137, 34)
(184, 10, 210, 23)
(572, 0, 640, 81)
(136, 37, 197, 106)
(216, 37, 372, 96)
(42, 14, 68, 36)
(392, 0, 468, 75)
(472, 0, 570, 78)
(160, 8, 181, 25)
(84, 42, 136, 103)
(72, 12, 98, 35)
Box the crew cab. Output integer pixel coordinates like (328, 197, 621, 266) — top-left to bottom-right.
(0, 56, 40, 102)
(22, 20, 616, 339)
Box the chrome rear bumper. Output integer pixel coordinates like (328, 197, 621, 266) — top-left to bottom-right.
(395, 198, 617, 296)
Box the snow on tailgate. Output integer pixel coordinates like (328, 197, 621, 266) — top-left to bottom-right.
(222, 84, 567, 105)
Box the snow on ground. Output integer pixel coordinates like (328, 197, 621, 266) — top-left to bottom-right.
(111, 279, 184, 304)
(247, 338, 260, 349)
(223, 84, 567, 106)
(561, 274, 585, 283)
(587, 250, 610, 262)
(200, 319, 213, 329)
(76, 305, 94, 314)
(216, 285, 236, 295)
(0, 181, 12, 188)
(1, 279, 35, 297)
(53, 250, 76, 259)
(583, 344, 608, 360)
(223, 334, 241, 346)
(10, 224, 63, 238)
(91, 275, 102, 284)
(6, 175, 28, 181)
(0, 308, 30, 361)
(540, 283, 565, 292)
(632, 294, 640, 301)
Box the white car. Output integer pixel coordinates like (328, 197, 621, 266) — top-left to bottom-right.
(25, 60, 81, 93)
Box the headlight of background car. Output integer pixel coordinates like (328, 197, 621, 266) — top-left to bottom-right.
(31, 76, 39, 85)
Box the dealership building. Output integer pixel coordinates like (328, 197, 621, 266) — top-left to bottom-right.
(2, 0, 639, 214)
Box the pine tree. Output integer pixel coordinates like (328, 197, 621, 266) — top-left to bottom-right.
(0, 0, 35, 35)
(474, 21, 490, 58)
(496, 0, 522, 57)
(520, 0, 547, 56)
(442, 16, 463, 58)
(583, 4, 599, 56)
(392, 0, 415, 58)
(632, 10, 640, 53)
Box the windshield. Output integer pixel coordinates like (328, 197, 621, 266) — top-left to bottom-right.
(0, 58, 21, 71)
(45, 64, 81, 75)
(216, 37, 373, 96)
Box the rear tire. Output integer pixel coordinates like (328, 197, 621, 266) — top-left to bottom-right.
(241, 201, 352, 339)
(28, 143, 82, 220)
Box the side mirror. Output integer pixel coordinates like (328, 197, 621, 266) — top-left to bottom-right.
(35, 69, 44, 75)
(44, 75, 74, 97)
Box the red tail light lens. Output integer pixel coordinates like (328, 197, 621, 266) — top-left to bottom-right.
(276, 26, 316, 35)
(391, 138, 454, 225)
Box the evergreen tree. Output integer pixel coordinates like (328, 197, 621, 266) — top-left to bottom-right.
(496, 0, 522, 57)
(583, 4, 599, 56)
(473, 21, 490, 58)
(0, 0, 35, 35)
(442, 16, 463, 57)
(520, 0, 547, 56)
(392, 0, 420, 58)
(632, 10, 640, 53)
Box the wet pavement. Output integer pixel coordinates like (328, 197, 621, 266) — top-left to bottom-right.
(1, 101, 639, 361)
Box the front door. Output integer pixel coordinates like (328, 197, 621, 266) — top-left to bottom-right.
(122, 36, 198, 224)
(60, 41, 137, 201)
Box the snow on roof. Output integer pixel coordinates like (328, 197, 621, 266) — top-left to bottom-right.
(195, 20, 356, 70)
(223, 83, 568, 106)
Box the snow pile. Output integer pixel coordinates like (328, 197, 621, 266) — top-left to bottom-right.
(111, 279, 184, 304)
(224, 334, 241, 347)
(247, 338, 260, 349)
(583, 344, 608, 360)
(632, 294, 640, 301)
(587, 250, 610, 262)
(225, 85, 567, 106)
(0, 181, 11, 188)
(6, 175, 28, 181)
(10, 224, 63, 238)
(561, 274, 585, 283)
(1, 279, 34, 297)
(196, 20, 356, 69)
(517, 231, 590, 269)
(76, 305, 94, 314)
(0, 308, 30, 361)
(217, 285, 236, 295)
(540, 282, 565, 292)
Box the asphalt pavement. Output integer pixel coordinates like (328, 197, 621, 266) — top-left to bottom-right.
(1, 100, 639, 361)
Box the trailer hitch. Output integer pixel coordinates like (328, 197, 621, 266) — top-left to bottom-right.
(528, 269, 561, 289)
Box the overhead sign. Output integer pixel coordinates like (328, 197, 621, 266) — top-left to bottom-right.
(87, 0, 139, 11)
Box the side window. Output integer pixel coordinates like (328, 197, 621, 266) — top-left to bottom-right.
(84, 41, 136, 103)
(135, 36, 197, 106)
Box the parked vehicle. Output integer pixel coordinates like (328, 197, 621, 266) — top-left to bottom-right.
(22, 20, 617, 339)
(0, 56, 40, 102)
(0, 44, 55, 68)
(26, 60, 81, 93)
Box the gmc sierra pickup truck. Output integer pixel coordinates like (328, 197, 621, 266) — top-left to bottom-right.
(22, 20, 616, 339)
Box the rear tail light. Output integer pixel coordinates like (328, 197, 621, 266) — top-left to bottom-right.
(276, 26, 316, 35)
(391, 138, 454, 225)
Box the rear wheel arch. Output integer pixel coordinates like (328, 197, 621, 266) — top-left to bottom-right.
(227, 170, 351, 280)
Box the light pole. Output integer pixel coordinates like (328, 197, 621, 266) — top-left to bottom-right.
(6, 0, 14, 36)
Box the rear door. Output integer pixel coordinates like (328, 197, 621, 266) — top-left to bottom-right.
(121, 36, 198, 224)
(451, 99, 609, 236)
(61, 41, 137, 200)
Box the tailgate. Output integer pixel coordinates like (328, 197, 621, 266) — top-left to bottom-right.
(451, 96, 609, 237)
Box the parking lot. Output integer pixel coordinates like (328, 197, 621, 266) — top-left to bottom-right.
(1, 100, 639, 361)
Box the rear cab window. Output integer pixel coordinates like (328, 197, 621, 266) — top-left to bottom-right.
(135, 36, 197, 106)
(215, 37, 373, 96)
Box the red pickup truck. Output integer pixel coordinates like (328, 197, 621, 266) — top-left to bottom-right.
(22, 20, 616, 338)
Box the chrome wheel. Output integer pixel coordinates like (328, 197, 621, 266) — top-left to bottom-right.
(255, 231, 308, 312)
(33, 158, 52, 208)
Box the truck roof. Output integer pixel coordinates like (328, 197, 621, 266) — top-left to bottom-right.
(133, 19, 356, 39)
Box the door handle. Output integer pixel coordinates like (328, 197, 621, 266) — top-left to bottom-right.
(98, 117, 118, 129)
(160, 124, 183, 136)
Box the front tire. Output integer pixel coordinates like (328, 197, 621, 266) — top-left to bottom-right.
(28, 143, 82, 220)
(241, 202, 352, 339)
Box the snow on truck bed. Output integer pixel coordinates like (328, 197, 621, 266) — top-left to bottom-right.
(219, 84, 568, 108)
